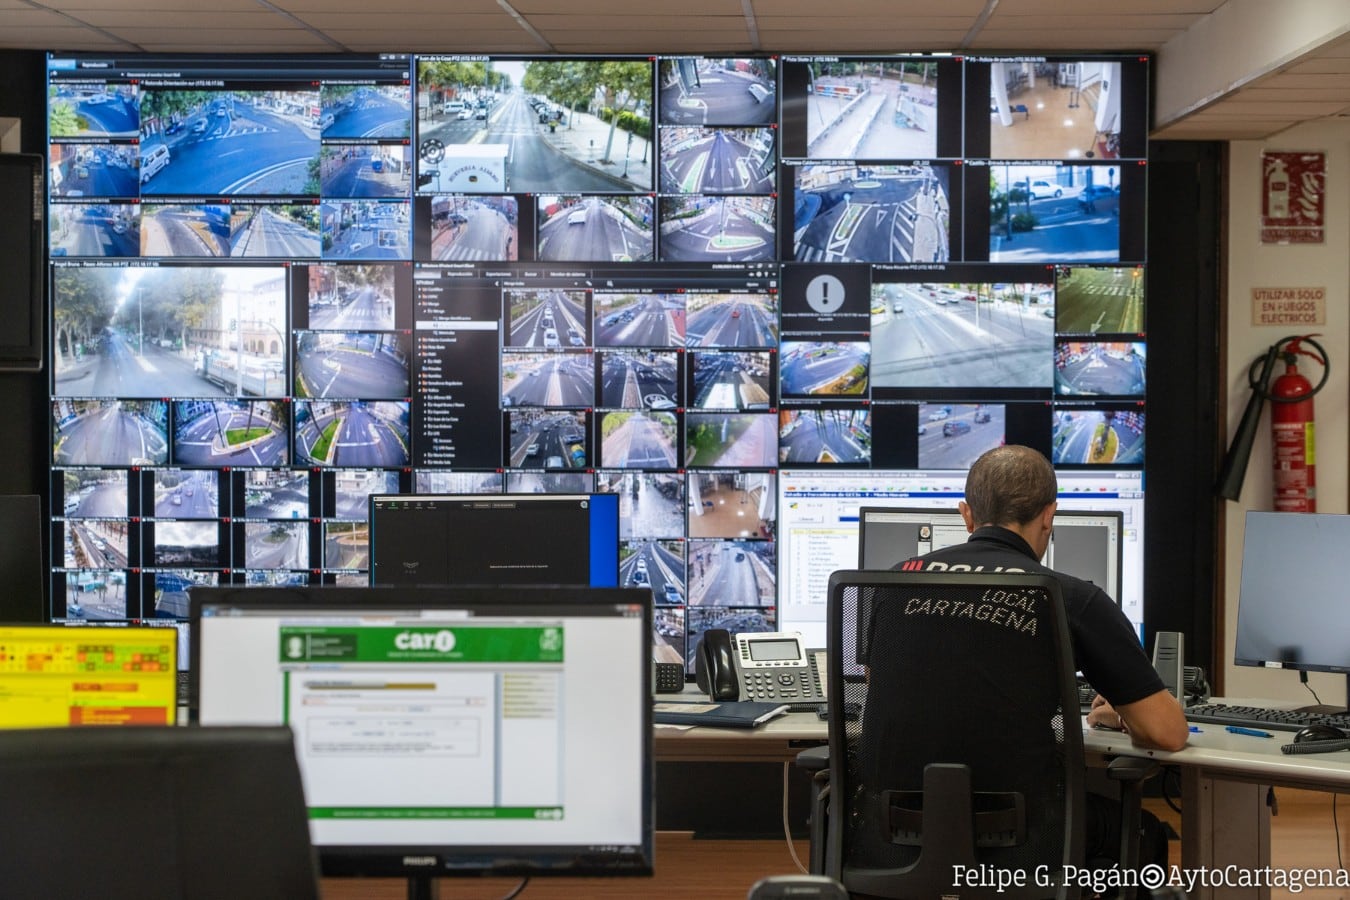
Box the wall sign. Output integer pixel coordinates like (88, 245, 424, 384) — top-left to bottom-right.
(1260, 150, 1325, 244)
(1250, 286, 1326, 327)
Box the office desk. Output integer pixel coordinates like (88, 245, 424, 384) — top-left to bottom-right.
(656, 706, 1350, 899)
(1087, 721, 1350, 900)
(655, 714, 825, 763)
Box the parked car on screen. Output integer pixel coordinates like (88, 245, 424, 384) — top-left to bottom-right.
(1078, 184, 1117, 213)
(1019, 179, 1062, 200)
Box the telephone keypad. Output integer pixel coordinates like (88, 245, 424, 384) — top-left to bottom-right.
(745, 669, 813, 700)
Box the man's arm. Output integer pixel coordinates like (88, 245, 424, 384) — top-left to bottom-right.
(1087, 690, 1189, 751)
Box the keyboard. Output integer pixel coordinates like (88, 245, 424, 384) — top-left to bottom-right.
(1077, 679, 1098, 714)
(1185, 703, 1350, 733)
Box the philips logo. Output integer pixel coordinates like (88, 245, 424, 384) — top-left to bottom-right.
(400, 561, 420, 572)
(401, 856, 438, 867)
(394, 629, 457, 653)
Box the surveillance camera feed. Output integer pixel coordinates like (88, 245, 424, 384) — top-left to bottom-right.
(45, 50, 1151, 668)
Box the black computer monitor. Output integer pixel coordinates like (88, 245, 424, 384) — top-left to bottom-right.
(857, 506, 1123, 605)
(1235, 511, 1350, 712)
(191, 584, 654, 890)
(0, 725, 320, 899)
(368, 493, 620, 588)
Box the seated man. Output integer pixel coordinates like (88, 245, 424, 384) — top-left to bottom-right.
(896, 444, 1188, 864)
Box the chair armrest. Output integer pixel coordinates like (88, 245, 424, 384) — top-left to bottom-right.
(794, 744, 831, 875)
(796, 744, 829, 773)
(1106, 754, 1160, 784)
(1105, 756, 1162, 900)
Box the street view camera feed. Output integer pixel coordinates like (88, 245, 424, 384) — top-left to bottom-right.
(44, 51, 1150, 665)
(415, 58, 654, 195)
(799, 59, 939, 161)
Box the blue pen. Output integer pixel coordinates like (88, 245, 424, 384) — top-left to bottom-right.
(1226, 725, 1274, 738)
(1188, 726, 1203, 733)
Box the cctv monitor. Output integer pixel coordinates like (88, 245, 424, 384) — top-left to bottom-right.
(857, 506, 1122, 606)
(192, 584, 654, 888)
(0, 623, 177, 726)
(368, 493, 620, 587)
(1235, 512, 1350, 712)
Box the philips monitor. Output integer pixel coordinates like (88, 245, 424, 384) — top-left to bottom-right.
(857, 506, 1122, 607)
(191, 584, 654, 886)
(368, 493, 619, 587)
(1235, 512, 1350, 711)
(0, 623, 177, 726)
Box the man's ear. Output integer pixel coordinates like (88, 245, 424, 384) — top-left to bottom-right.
(1040, 501, 1058, 532)
(959, 500, 976, 533)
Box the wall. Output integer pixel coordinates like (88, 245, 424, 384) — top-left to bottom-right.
(0, 50, 49, 621)
(1224, 119, 1350, 704)
(0, 49, 1222, 641)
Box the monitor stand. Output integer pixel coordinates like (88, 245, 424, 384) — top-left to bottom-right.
(1295, 674, 1350, 716)
(407, 874, 437, 900)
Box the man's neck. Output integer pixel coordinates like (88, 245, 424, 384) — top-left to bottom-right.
(977, 521, 1043, 559)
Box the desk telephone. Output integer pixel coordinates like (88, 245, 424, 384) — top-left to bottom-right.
(694, 628, 827, 710)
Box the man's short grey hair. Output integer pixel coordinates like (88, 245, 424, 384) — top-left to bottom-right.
(963, 445, 1058, 527)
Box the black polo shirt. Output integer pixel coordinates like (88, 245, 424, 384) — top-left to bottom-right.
(903, 524, 1164, 707)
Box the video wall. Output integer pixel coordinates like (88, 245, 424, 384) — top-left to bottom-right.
(44, 51, 1150, 666)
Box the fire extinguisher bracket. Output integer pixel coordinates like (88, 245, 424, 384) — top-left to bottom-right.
(1267, 336, 1327, 512)
(1218, 334, 1330, 507)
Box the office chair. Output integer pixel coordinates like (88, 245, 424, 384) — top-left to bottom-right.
(798, 570, 1156, 900)
(0, 725, 321, 900)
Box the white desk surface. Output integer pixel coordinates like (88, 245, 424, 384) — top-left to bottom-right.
(656, 691, 1350, 791)
(654, 687, 825, 741)
(1085, 716, 1350, 792)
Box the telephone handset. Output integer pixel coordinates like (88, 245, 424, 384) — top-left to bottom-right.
(695, 629, 826, 708)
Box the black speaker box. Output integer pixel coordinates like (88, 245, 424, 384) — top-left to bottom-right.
(0, 153, 43, 373)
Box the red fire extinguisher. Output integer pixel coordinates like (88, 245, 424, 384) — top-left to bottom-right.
(1217, 334, 1329, 509)
(1269, 336, 1326, 512)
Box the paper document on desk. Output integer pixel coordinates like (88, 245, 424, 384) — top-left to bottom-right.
(652, 701, 789, 728)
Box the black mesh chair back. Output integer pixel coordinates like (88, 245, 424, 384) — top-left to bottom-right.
(0, 725, 321, 900)
(823, 570, 1084, 900)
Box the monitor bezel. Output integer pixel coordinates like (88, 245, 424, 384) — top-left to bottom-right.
(857, 505, 1124, 607)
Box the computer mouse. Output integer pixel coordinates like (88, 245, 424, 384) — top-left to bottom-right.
(1294, 724, 1348, 743)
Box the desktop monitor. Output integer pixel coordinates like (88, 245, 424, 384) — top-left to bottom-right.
(0, 623, 177, 726)
(369, 493, 620, 588)
(1235, 512, 1350, 709)
(0, 725, 321, 900)
(775, 469, 1145, 650)
(191, 584, 654, 886)
(857, 506, 1123, 605)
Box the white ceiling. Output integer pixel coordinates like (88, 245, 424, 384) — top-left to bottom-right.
(5, 0, 1350, 140)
